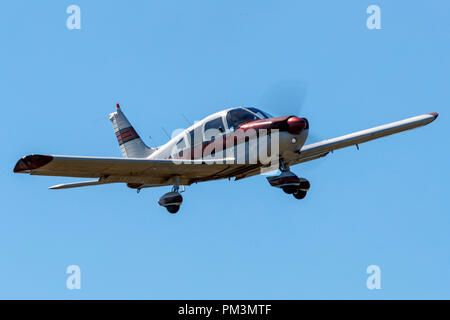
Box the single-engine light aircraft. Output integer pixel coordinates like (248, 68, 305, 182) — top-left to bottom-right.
(13, 104, 438, 213)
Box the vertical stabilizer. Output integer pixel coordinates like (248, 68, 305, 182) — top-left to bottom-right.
(109, 104, 155, 158)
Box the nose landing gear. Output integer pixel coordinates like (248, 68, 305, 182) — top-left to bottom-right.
(266, 160, 310, 200)
(293, 178, 310, 199)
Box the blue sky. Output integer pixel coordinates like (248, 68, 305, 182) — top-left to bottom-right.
(1, 0, 449, 299)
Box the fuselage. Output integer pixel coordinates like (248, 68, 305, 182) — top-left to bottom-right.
(149, 107, 309, 166)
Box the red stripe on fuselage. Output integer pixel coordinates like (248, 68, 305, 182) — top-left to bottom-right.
(174, 116, 295, 160)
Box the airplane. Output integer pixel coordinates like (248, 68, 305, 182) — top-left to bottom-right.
(13, 104, 438, 213)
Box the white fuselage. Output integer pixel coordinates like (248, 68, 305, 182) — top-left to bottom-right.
(149, 108, 309, 166)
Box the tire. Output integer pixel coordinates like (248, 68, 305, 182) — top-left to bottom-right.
(282, 186, 297, 194)
(166, 205, 180, 214)
(299, 180, 310, 190)
(293, 189, 307, 200)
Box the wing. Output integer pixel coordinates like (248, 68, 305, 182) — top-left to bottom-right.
(13, 113, 438, 186)
(13, 155, 256, 186)
(289, 112, 438, 166)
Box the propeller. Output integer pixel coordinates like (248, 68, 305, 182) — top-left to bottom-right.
(258, 80, 308, 118)
(258, 80, 327, 169)
(258, 80, 323, 141)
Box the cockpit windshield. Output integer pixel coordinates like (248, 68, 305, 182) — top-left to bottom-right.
(226, 107, 273, 131)
(226, 108, 260, 131)
(247, 107, 273, 119)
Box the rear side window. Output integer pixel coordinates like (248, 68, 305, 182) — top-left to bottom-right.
(176, 138, 186, 149)
(188, 126, 203, 147)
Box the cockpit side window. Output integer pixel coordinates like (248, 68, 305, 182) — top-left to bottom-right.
(226, 108, 259, 132)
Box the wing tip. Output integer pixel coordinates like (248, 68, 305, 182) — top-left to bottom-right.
(429, 112, 439, 120)
(13, 155, 53, 173)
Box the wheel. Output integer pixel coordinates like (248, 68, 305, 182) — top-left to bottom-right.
(282, 186, 297, 194)
(166, 205, 180, 214)
(299, 179, 310, 190)
(293, 189, 307, 200)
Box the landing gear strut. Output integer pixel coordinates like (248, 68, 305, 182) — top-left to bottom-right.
(266, 159, 310, 200)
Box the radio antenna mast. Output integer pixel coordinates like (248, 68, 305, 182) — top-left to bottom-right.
(161, 127, 171, 139)
(182, 113, 193, 126)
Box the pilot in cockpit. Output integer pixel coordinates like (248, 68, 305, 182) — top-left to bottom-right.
(226, 108, 258, 132)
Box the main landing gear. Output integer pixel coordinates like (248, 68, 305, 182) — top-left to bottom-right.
(158, 176, 184, 214)
(158, 190, 183, 213)
(266, 160, 310, 200)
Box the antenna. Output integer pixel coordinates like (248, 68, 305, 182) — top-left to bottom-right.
(161, 127, 171, 139)
(182, 113, 192, 126)
(148, 135, 156, 145)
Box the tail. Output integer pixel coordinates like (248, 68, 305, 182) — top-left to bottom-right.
(109, 104, 155, 158)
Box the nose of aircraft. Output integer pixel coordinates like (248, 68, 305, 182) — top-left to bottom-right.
(287, 116, 308, 134)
